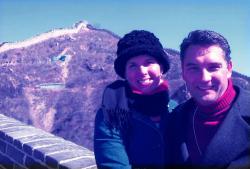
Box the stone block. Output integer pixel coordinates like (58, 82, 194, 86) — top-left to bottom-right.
(6, 144, 25, 165)
(0, 139, 7, 153)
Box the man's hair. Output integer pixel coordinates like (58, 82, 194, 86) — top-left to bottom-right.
(180, 30, 231, 63)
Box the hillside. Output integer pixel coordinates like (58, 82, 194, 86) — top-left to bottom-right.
(0, 21, 249, 150)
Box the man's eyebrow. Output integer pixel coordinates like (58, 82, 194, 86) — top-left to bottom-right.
(208, 62, 222, 66)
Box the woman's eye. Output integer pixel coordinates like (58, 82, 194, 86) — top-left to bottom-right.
(144, 62, 153, 66)
(187, 66, 199, 71)
(128, 64, 136, 69)
(145, 60, 156, 65)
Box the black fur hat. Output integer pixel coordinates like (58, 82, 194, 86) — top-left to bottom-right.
(114, 30, 170, 79)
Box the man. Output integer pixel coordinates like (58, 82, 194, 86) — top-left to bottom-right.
(169, 30, 250, 169)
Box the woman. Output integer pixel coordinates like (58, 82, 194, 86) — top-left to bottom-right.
(94, 30, 171, 168)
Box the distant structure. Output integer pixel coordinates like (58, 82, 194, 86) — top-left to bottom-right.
(0, 21, 89, 52)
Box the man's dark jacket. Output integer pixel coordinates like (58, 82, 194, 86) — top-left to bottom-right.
(168, 86, 250, 169)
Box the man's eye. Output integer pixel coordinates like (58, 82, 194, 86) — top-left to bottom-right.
(208, 68, 219, 72)
(208, 66, 220, 72)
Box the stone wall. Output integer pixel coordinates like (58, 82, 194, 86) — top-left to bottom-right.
(0, 113, 96, 169)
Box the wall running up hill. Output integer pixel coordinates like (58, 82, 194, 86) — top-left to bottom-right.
(0, 21, 119, 151)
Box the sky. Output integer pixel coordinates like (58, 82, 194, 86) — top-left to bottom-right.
(0, 0, 249, 76)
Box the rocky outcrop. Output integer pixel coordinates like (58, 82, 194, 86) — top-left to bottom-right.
(0, 21, 119, 150)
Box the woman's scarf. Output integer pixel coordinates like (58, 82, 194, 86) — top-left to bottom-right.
(102, 80, 169, 131)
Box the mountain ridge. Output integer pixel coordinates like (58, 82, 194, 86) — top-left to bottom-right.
(0, 21, 249, 150)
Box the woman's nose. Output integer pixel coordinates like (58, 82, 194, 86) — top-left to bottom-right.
(138, 65, 148, 74)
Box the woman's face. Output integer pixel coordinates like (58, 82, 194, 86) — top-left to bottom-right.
(125, 54, 163, 94)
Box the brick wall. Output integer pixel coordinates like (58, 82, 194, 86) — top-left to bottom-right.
(0, 114, 96, 169)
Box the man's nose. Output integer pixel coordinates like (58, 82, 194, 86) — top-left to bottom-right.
(201, 69, 212, 81)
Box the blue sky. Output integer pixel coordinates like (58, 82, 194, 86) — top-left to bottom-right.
(1, 0, 249, 76)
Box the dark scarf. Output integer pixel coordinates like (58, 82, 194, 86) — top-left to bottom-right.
(102, 80, 169, 131)
(129, 91, 169, 117)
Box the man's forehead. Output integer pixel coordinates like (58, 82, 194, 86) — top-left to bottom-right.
(187, 45, 224, 56)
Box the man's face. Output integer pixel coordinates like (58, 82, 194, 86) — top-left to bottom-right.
(182, 45, 232, 106)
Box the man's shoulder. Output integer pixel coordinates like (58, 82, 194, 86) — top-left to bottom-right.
(234, 85, 250, 115)
(234, 86, 250, 104)
(171, 99, 195, 120)
(174, 99, 195, 112)
(231, 85, 250, 130)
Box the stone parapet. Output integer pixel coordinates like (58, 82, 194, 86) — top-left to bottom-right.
(0, 113, 96, 169)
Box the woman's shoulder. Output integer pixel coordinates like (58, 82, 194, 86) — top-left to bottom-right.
(106, 80, 127, 89)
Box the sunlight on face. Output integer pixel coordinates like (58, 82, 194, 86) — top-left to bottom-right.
(125, 55, 163, 94)
(182, 45, 232, 106)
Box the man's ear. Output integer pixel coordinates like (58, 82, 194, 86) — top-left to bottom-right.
(227, 60, 233, 78)
(181, 62, 186, 80)
(160, 64, 164, 74)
